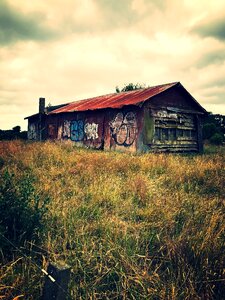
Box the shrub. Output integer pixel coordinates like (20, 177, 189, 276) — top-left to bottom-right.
(203, 123, 217, 139)
(0, 169, 49, 253)
(209, 133, 224, 145)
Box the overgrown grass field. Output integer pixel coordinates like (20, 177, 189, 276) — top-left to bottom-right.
(0, 141, 224, 299)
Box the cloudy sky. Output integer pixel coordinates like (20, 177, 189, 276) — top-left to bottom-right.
(0, 0, 225, 130)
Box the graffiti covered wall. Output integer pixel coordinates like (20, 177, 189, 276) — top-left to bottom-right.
(45, 108, 141, 152)
(59, 113, 103, 149)
(109, 112, 137, 147)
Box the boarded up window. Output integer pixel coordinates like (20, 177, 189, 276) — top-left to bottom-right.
(155, 127, 160, 140)
(162, 128, 168, 140)
(154, 127, 196, 142)
(154, 128, 172, 141)
(169, 128, 176, 140)
(153, 110, 197, 144)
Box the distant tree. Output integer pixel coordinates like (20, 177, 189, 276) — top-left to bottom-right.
(12, 126, 21, 133)
(210, 133, 224, 145)
(203, 113, 225, 143)
(116, 83, 146, 93)
(203, 123, 217, 140)
(214, 114, 225, 135)
(0, 126, 27, 140)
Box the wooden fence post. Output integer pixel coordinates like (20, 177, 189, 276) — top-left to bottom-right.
(41, 262, 71, 300)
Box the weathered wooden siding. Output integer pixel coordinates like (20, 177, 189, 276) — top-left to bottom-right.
(26, 85, 205, 153)
(150, 109, 198, 152)
(139, 88, 204, 152)
(27, 105, 203, 153)
(27, 120, 38, 140)
(148, 86, 202, 112)
(27, 117, 41, 141)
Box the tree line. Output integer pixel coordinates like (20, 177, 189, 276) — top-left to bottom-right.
(203, 113, 225, 145)
(0, 126, 27, 140)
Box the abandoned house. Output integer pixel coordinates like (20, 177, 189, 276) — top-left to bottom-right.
(25, 82, 207, 152)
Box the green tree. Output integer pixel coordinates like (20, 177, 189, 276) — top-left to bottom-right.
(203, 123, 217, 140)
(210, 133, 224, 145)
(203, 113, 225, 143)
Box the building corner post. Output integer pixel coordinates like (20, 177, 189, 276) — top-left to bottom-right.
(39, 97, 45, 141)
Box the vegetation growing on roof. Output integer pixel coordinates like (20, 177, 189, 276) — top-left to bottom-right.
(115, 83, 147, 93)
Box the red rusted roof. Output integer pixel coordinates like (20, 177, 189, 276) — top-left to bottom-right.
(49, 82, 179, 114)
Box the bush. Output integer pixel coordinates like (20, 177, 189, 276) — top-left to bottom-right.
(0, 169, 49, 253)
(209, 133, 224, 145)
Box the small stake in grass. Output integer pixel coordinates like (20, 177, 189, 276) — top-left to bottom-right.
(41, 262, 71, 300)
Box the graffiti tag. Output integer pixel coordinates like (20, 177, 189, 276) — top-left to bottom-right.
(28, 124, 37, 140)
(109, 112, 137, 146)
(84, 123, 99, 140)
(62, 120, 100, 142)
(63, 120, 71, 138)
(71, 120, 84, 141)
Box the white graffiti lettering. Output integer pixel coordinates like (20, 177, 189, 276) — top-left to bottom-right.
(84, 123, 99, 140)
(63, 120, 71, 138)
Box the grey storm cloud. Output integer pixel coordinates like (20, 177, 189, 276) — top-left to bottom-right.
(0, 0, 56, 45)
(197, 49, 225, 68)
(193, 17, 225, 41)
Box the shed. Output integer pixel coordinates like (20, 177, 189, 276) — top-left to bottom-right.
(25, 82, 207, 152)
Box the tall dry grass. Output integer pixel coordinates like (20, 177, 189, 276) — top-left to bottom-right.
(0, 140, 224, 299)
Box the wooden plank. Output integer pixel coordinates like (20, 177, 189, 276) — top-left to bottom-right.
(196, 115, 203, 152)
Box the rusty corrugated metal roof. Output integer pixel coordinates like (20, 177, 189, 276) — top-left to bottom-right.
(49, 82, 179, 114)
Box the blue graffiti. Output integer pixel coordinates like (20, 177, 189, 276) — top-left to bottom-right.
(70, 120, 84, 141)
